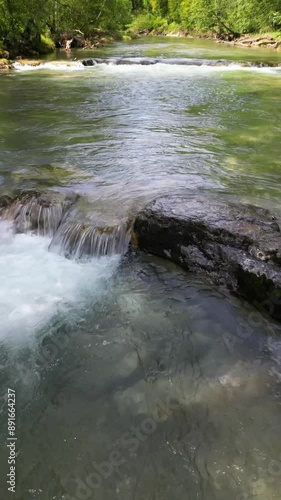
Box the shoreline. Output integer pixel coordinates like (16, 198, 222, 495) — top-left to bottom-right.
(137, 29, 281, 51)
(1, 31, 281, 71)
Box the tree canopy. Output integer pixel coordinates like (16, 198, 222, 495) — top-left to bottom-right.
(1, 0, 281, 56)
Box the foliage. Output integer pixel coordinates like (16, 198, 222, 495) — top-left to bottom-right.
(130, 12, 168, 31)
(38, 35, 55, 54)
(1, 0, 281, 56)
(131, 0, 281, 36)
(0, 0, 133, 55)
(272, 11, 281, 29)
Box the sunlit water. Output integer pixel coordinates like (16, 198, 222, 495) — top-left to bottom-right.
(0, 37, 281, 499)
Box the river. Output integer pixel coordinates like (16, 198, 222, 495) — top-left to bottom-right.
(0, 37, 281, 500)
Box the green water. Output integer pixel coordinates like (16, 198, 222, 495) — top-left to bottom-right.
(0, 37, 281, 500)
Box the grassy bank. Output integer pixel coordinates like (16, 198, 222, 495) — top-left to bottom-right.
(128, 14, 281, 49)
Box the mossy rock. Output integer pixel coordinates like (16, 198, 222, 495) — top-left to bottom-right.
(0, 58, 10, 70)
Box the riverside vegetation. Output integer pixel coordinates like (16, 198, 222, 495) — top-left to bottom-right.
(1, 0, 281, 58)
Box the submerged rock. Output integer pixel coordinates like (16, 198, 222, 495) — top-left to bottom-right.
(134, 195, 281, 320)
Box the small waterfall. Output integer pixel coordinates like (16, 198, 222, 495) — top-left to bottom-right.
(13, 197, 63, 236)
(81, 57, 279, 68)
(49, 221, 131, 258)
(0, 191, 132, 259)
(0, 192, 76, 236)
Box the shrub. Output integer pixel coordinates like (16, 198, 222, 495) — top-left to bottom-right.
(130, 13, 169, 31)
(272, 11, 281, 29)
(38, 35, 55, 54)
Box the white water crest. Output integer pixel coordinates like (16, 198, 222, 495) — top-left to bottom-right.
(95, 61, 281, 77)
(12, 61, 85, 72)
(0, 222, 119, 340)
(12, 58, 281, 75)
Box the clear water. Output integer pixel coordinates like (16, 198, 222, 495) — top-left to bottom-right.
(0, 37, 281, 500)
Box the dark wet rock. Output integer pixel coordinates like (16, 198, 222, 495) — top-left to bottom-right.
(55, 33, 85, 49)
(71, 36, 85, 48)
(82, 58, 95, 66)
(134, 195, 281, 320)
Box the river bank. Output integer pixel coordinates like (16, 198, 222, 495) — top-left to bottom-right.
(1, 29, 281, 71)
(0, 30, 139, 69)
(136, 29, 281, 50)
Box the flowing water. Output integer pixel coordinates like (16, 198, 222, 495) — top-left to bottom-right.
(0, 37, 281, 499)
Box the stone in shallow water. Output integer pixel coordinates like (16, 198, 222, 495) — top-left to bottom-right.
(134, 195, 281, 321)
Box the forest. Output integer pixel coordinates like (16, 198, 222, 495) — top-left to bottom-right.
(1, 0, 281, 56)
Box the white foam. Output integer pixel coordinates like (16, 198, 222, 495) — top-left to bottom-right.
(13, 61, 85, 72)
(0, 225, 119, 340)
(93, 61, 281, 77)
(12, 59, 281, 76)
(0, 220, 14, 245)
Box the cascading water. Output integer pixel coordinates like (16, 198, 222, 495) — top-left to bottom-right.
(82, 56, 268, 67)
(0, 191, 132, 259)
(0, 192, 73, 236)
(12, 57, 281, 71)
(49, 220, 131, 259)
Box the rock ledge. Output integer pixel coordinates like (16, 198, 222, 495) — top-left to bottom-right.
(134, 195, 281, 320)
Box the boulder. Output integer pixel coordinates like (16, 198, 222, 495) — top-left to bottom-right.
(56, 33, 85, 48)
(71, 36, 85, 48)
(134, 195, 281, 320)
